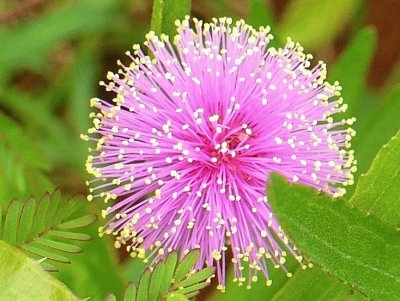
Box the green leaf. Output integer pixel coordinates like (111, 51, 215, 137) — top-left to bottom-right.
(179, 266, 214, 288)
(17, 196, 37, 243)
(268, 173, 400, 300)
(32, 193, 51, 236)
(0, 241, 79, 301)
(3, 199, 21, 244)
(160, 252, 178, 295)
(45, 190, 62, 227)
(110, 251, 212, 300)
(174, 250, 200, 283)
(57, 220, 124, 301)
(270, 267, 365, 301)
(208, 258, 299, 301)
(105, 293, 117, 301)
(48, 230, 92, 241)
(329, 27, 377, 119)
(150, 0, 191, 38)
(136, 269, 151, 301)
(349, 129, 400, 226)
(279, 0, 361, 50)
(105, 275, 139, 301)
(182, 291, 198, 299)
(58, 196, 82, 219)
(0, 206, 2, 235)
(209, 263, 362, 301)
(36, 238, 82, 254)
(1, 190, 95, 270)
(21, 244, 71, 264)
(123, 282, 137, 301)
(166, 292, 189, 301)
(58, 215, 97, 229)
(181, 282, 210, 295)
(40, 261, 59, 273)
(149, 261, 165, 301)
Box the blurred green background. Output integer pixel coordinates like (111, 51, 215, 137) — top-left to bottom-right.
(0, 0, 399, 300)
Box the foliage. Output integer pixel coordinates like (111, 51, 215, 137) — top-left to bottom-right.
(106, 251, 214, 301)
(56, 218, 126, 300)
(0, 190, 96, 272)
(209, 261, 366, 301)
(349, 129, 400, 226)
(268, 268, 365, 301)
(268, 172, 400, 300)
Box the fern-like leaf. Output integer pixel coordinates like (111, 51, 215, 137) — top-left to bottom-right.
(149, 261, 165, 301)
(0, 189, 96, 271)
(106, 251, 215, 300)
(161, 252, 178, 296)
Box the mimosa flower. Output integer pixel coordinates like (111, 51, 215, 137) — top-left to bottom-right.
(84, 17, 356, 290)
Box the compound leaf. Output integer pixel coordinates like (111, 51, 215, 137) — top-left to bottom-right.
(107, 251, 214, 300)
(0, 190, 95, 270)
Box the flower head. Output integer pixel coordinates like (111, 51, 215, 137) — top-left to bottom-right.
(84, 17, 355, 289)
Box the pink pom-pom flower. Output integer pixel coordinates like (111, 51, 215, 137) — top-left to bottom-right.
(84, 17, 356, 290)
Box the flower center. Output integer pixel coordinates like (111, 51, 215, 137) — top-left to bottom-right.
(207, 122, 254, 166)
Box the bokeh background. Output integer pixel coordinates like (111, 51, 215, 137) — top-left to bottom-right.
(0, 0, 399, 300)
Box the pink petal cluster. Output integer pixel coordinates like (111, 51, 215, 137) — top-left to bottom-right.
(84, 17, 355, 289)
